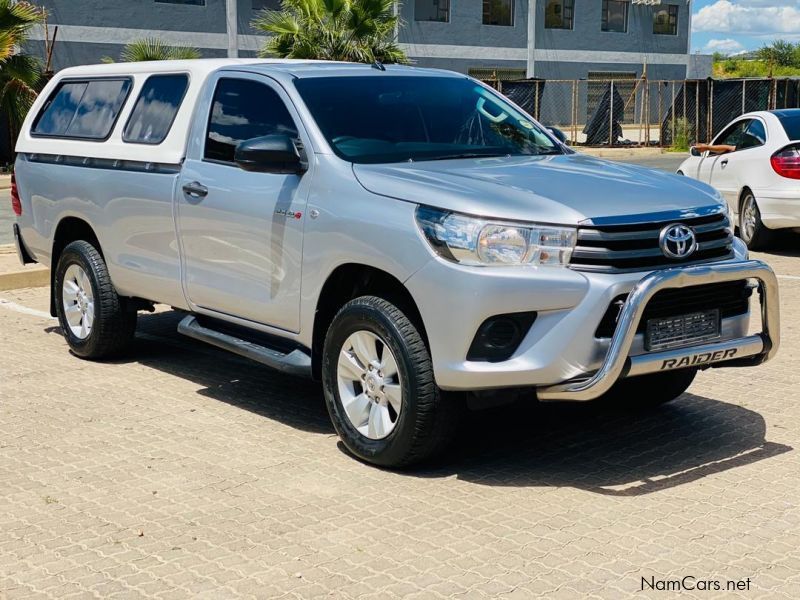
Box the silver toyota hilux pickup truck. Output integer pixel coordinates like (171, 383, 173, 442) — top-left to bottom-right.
(12, 59, 780, 467)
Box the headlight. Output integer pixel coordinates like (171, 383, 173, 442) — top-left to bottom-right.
(718, 197, 732, 220)
(415, 206, 577, 267)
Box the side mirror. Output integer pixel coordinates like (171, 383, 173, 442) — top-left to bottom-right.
(690, 146, 701, 157)
(234, 134, 307, 175)
(548, 126, 568, 144)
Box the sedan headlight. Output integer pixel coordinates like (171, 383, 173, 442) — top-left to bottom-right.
(415, 206, 577, 267)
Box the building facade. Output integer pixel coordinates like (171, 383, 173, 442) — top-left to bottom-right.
(401, 0, 699, 81)
(27, 0, 705, 81)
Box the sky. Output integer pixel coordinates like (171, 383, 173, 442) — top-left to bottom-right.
(692, 0, 800, 55)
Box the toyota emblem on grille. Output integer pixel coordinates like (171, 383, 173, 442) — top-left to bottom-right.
(658, 223, 697, 259)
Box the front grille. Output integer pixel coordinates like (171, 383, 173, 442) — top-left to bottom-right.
(571, 213, 734, 273)
(595, 280, 753, 338)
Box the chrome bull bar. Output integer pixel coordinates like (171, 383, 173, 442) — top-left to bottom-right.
(537, 259, 780, 402)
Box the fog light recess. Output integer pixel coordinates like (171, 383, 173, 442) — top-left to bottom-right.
(466, 312, 537, 363)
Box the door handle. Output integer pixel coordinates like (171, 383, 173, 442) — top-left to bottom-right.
(720, 159, 729, 168)
(182, 181, 208, 198)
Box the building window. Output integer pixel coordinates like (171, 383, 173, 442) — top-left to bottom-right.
(415, 0, 450, 22)
(155, 0, 205, 5)
(545, 0, 574, 30)
(252, 0, 280, 9)
(602, 0, 628, 33)
(653, 4, 678, 35)
(483, 0, 514, 26)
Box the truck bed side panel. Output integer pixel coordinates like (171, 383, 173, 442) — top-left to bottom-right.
(14, 156, 187, 309)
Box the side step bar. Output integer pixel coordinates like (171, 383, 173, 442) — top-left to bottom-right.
(177, 315, 312, 378)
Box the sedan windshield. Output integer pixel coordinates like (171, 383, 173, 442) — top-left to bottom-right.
(294, 75, 561, 164)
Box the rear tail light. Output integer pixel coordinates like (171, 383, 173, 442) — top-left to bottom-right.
(10, 174, 21, 216)
(770, 144, 800, 179)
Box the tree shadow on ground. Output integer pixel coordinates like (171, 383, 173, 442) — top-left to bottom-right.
(50, 310, 791, 495)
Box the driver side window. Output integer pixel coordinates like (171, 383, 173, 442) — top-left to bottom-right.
(714, 119, 749, 150)
(204, 78, 298, 164)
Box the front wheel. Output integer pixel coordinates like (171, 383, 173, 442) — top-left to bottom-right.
(54, 240, 137, 359)
(322, 296, 460, 468)
(739, 191, 776, 250)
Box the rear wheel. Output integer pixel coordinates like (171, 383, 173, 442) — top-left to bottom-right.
(54, 240, 137, 359)
(739, 191, 776, 250)
(602, 369, 697, 409)
(322, 296, 460, 468)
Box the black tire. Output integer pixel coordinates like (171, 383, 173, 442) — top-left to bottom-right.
(602, 368, 697, 409)
(739, 190, 776, 250)
(54, 240, 137, 359)
(322, 296, 460, 468)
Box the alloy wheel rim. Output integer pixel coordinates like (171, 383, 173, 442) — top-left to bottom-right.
(62, 264, 95, 340)
(336, 330, 402, 440)
(742, 195, 757, 242)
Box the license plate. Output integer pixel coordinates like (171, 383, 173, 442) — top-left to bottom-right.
(645, 309, 721, 351)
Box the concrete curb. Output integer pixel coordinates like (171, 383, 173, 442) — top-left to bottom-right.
(0, 245, 49, 291)
(0, 174, 11, 190)
(0, 268, 50, 291)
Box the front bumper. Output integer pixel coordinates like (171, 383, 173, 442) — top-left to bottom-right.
(406, 240, 778, 396)
(537, 259, 779, 401)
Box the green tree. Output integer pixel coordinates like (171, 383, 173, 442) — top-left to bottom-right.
(252, 0, 407, 64)
(0, 0, 44, 150)
(103, 37, 201, 62)
(0, 0, 43, 61)
(757, 39, 797, 70)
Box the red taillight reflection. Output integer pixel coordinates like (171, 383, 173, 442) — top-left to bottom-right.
(770, 144, 800, 179)
(10, 173, 22, 216)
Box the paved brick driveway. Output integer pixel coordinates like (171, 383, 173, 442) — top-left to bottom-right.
(1, 250, 799, 599)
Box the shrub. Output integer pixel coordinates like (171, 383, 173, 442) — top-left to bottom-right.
(671, 117, 693, 152)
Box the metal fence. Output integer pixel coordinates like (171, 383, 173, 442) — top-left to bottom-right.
(484, 77, 800, 147)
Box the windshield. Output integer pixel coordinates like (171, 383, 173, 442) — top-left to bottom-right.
(294, 75, 561, 164)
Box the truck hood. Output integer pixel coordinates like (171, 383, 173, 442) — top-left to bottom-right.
(353, 153, 723, 225)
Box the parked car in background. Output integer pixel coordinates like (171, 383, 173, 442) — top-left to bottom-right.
(678, 109, 800, 249)
(12, 60, 780, 467)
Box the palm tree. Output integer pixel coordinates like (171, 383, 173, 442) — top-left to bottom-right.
(103, 37, 201, 63)
(252, 0, 407, 64)
(0, 0, 44, 154)
(1, 53, 40, 131)
(0, 0, 43, 61)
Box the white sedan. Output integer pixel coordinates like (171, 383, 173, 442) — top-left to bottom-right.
(678, 109, 800, 249)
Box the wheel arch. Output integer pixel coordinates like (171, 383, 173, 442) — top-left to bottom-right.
(49, 217, 103, 317)
(311, 263, 428, 380)
(738, 185, 754, 208)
